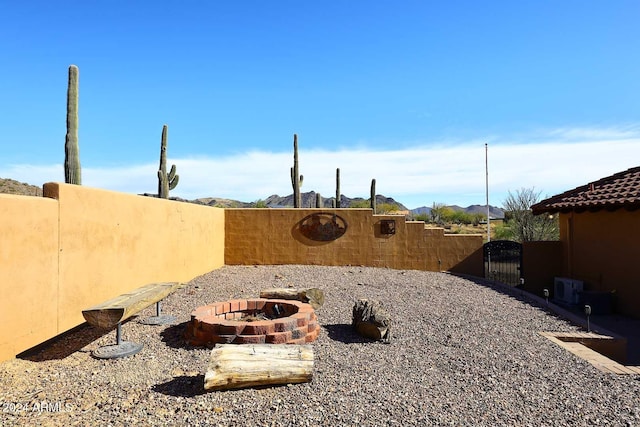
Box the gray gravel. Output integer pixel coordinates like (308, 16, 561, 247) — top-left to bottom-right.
(2, 265, 640, 426)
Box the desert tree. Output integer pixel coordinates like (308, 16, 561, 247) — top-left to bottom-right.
(430, 203, 450, 225)
(500, 187, 559, 242)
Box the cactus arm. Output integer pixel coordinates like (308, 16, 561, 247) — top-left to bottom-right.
(168, 164, 179, 190)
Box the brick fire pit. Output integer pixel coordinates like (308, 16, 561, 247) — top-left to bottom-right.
(186, 298, 320, 346)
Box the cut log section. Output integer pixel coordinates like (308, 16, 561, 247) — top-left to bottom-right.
(82, 282, 183, 329)
(204, 344, 314, 391)
(259, 287, 325, 310)
(352, 299, 392, 343)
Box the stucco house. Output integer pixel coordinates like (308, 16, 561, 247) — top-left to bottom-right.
(531, 166, 640, 318)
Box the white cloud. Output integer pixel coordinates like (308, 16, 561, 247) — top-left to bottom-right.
(545, 124, 640, 141)
(2, 126, 640, 209)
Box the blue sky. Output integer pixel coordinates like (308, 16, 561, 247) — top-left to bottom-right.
(1, 1, 639, 209)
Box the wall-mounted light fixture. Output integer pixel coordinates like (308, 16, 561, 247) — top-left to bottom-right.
(380, 220, 396, 235)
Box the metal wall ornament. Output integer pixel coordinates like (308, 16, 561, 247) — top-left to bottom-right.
(298, 213, 348, 241)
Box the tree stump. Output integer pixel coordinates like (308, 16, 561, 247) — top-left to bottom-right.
(352, 299, 391, 343)
(259, 287, 325, 310)
(204, 344, 314, 391)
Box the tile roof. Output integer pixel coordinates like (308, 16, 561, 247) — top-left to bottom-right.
(531, 166, 640, 214)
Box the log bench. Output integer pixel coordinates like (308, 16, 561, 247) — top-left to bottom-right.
(82, 282, 183, 359)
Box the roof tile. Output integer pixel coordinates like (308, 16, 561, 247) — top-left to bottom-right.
(531, 166, 640, 214)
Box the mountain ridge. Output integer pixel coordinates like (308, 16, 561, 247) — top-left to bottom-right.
(194, 191, 505, 218)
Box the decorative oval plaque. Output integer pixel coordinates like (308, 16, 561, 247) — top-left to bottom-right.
(297, 213, 347, 241)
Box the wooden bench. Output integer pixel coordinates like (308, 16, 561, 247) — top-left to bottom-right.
(82, 282, 183, 359)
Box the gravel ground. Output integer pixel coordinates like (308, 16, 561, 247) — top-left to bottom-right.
(2, 265, 640, 426)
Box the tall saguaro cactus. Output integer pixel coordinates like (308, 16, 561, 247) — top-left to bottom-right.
(290, 134, 304, 208)
(335, 168, 341, 208)
(370, 178, 377, 214)
(316, 192, 322, 208)
(157, 124, 179, 198)
(64, 65, 82, 185)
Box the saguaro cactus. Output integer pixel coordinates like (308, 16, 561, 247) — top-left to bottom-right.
(64, 65, 82, 185)
(370, 178, 377, 214)
(290, 134, 304, 208)
(157, 124, 179, 198)
(335, 168, 341, 208)
(316, 192, 322, 208)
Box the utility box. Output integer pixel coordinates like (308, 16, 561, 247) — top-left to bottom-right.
(554, 277, 584, 305)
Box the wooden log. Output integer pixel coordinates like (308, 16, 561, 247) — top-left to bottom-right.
(352, 299, 392, 343)
(259, 287, 325, 309)
(204, 344, 314, 391)
(82, 282, 182, 329)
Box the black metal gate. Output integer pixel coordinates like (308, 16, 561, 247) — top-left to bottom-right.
(484, 240, 523, 286)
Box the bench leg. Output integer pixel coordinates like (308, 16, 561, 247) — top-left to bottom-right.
(139, 301, 177, 325)
(92, 322, 143, 359)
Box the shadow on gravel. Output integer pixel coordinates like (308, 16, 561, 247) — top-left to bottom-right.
(160, 321, 190, 349)
(453, 273, 640, 365)
(451, 273, 545, 309)
(323, 324, 372, 344)
(153, 375, 207, 397)
(17, 323, 106, 361)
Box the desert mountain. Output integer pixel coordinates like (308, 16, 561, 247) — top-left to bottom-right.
(412, 204, 505, 219)
(261, 192, 408, 210)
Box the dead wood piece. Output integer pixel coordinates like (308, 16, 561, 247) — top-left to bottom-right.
(204, 344, 314, 391)
(82, 282, 182, 329)
(259, 287, 325, 310)
(352, 299, 392, 343)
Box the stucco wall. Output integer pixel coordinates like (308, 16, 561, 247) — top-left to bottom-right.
(521, 241, 563, 296)
(560, 210, 640, 317)
(225, 208, 483, 275)
(0, 194, 59, 362)
(0, 183, 225, 361)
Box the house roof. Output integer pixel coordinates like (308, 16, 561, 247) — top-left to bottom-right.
(531, 166, 640, 214)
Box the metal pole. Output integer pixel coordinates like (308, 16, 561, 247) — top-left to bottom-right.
(485, 143, 490, 242)
(116, 323, 122, 346)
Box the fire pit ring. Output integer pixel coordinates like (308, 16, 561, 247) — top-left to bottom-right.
(186, 298, 320, 346)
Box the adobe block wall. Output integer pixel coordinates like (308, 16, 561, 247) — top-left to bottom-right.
(224, 209, 483, 274)
(0, 183, 225, 362)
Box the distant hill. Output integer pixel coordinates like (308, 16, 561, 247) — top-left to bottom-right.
(0, 178, 42, 196)
(410, 204, 505, 219)
(145, 191, 408, 209)
(262, 192, 408, 210)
